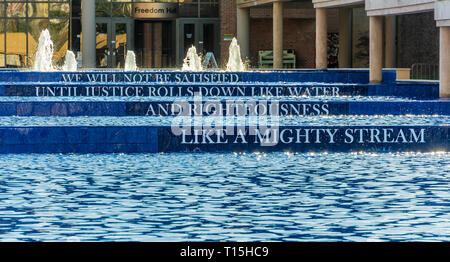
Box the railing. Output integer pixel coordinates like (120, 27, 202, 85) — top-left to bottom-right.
(410, 63, 439, 80)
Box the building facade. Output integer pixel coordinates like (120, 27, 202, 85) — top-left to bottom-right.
(0, 0, 447, 86)
(0, 0, 220, 68)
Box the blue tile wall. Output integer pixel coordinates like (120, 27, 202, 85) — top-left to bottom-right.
(0, 125, 446, 154)
(157, 126, 449, 153)
(0, 126, 159, 154)
(0, 69, 441, 99)
(2, 83, 370, 97)
(0, 69, 389, 84)
(0, 100, 448, 116)
(368, 82, 440, 99)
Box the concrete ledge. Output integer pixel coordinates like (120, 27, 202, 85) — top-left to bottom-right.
(435, 1, 450, 23)
(312, 0, 364, 8)
(395, 68, 411, 80)
(366, 0, 434, 16)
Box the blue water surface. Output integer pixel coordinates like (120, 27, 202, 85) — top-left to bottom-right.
(0, 152, 448, 242)
(1, 115, 449, 126)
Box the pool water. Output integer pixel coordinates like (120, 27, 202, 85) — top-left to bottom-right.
(0, 96, 421, 102)
(0, 70, 447, 242)
(0, 115, 448, 126)
(0, 152, 448, 241)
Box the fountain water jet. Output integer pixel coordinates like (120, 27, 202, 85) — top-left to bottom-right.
(33, 29, 54, 72)
(124, 50, 138, 71)
(62, 51, 77, 71)
(226, 38, 246, 72)
(182, 46, 203, 71)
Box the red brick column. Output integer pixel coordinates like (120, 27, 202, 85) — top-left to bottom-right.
(220, 0, 237, 68)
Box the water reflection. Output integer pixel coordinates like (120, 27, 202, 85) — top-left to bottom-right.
(0, 152, 448, 241)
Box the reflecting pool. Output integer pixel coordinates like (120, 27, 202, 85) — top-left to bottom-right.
(0, 152, 448, 241)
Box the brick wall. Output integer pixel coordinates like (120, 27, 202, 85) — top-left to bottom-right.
(219, 2, 339, 68)
(397, 12, 439, 68)
(249, 18, 316, 68)
(220, 0, 237, 68)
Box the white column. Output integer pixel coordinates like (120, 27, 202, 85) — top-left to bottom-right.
(237, 7, 250, 60)
(273, 1, 284, 69)
(440, 26, 450, 97)
(316, 8, 328, 69)
(81, 0, 96, 68)
(370, 16, 383, 83)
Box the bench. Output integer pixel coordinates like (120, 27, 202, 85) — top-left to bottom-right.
(258, 50, 296, 69)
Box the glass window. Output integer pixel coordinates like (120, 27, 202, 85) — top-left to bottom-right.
(27, 3, 49, 18)
(71, 18, 81, 53)
(200, 2, 218, 18)
(6, 19, 27, 67)
(96, 1, 111, 17)
(0, 2, 4, 17)
(134, 0, 179, 2)
(72, 0, 81, 18)
(6, 3, 27, 18)
(28, 19, 49, 66)
(49, 19, 69, 66)
(179, 3, 198, 17)
(96, 23, 108, 68)
(0, 19, 5, 67)
(50, 3, 70, 18)
(112, 3, 131, 17)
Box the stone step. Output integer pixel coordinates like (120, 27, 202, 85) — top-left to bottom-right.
(0, 125, 447, 154)
(0, 81, 439, 99)
(0, 82, 368, 97)
(0, 69, 395, 84)
(0, 100, 448, 116)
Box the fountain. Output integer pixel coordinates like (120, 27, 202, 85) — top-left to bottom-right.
(62, 50, 77, 71)
(124, 50, 138, 71)
(182, 46, 203, 71)
(33, 29, 55, 72)
(226, 38, 246, 72)
(0, 29, 446, 154)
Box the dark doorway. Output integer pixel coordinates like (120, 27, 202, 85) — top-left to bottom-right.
(135, 20, 175, 68)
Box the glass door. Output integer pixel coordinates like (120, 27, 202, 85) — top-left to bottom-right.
(96, 23, 109, 68)
(184, 23, 196, 54)
(135, 21, 175, 69)
(95, 19, 133, 68)
(177, 19, 220, 66)
(112, 23, 128, 68)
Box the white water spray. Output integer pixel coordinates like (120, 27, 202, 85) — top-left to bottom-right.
(33, 29, 55, 71)
(182, 46, 203, 71)
(124, 50, 138, 71)
(226, 38, 246, 72)
(62, 50, 77, 71)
